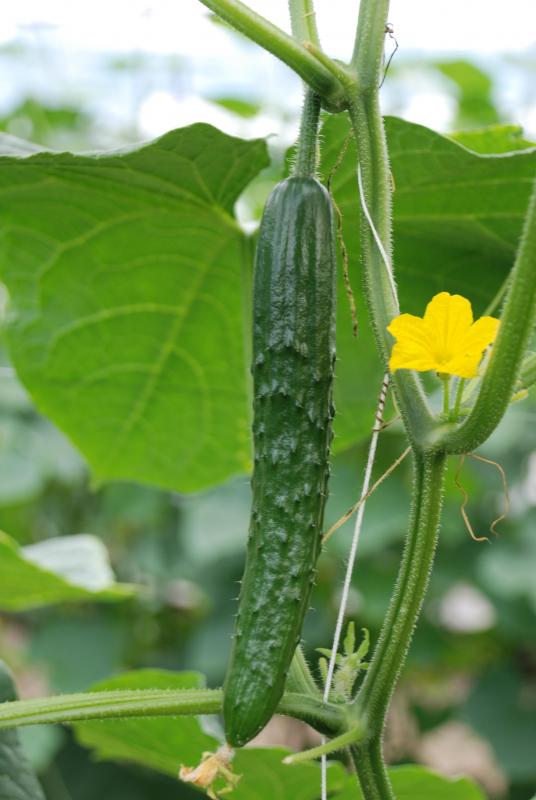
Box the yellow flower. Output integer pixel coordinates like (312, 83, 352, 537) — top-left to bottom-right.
(387, 292, 500, 379)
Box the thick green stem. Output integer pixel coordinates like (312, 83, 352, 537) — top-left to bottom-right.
(288, 0, 320, 46)
(351, 452, 446, 798)
(197, 0, 347, 111)
(346, 3, 434, 450)
(351, 740, 394, 800)
(0, 688, 345, 736)
(351, 0, 389, 86)
(293, 89, 321, 177)
(435, 178, 536, 454)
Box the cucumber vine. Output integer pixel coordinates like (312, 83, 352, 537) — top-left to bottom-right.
(0, 3, 534, 800)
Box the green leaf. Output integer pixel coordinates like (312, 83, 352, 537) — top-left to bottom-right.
(73, 671, 348, 799)
(451, 124, 535, 154)
(335, 764, 485, 799)
(0, 661, 45, 800)
(231, 748, 347, 800)
(323, 115, 536, 449)
(0, 530, 134, 610)
(210, 97, 261, 118)
(74, 670, 218, 776)
(0, 125, 269, 493)
(436, 60, 499, 128)
(2, 119, 535, 494)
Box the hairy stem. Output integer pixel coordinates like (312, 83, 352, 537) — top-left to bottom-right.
(293, 89, 321, 177)
(288, 0, 320, 46)
(346, 0, 434, 450)
(351, 452, 446, 798)
(197, 0, 347, 110)
(0, 688, 345, 736)
(351, 740, 394, 800)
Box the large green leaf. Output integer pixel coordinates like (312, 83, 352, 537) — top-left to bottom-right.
(74, 670, 347, 799)
(0, 126, 268, 492)
(0, 662, 45, 800)
(325, 115, 536, 449)
(0, 530, 134, 610)
(1, 120, 535, 493)
(335, 764, 485, 799)
(450, 124, 535, 154)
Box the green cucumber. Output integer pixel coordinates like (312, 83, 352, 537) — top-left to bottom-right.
(223, 175, 337, 746)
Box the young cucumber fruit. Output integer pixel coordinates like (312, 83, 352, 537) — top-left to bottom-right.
(223, 176, 337, 747)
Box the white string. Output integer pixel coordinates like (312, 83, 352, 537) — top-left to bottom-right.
(357, 163, 398, 309)
(320, 373, 389, 797)
(320, 163, 397, 800)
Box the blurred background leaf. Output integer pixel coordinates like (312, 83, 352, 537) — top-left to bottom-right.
(0, 531, 134, 611)
(336, 764, 486, 799)
(0, 661, 45, 799)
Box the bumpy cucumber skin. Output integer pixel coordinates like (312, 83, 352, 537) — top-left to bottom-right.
(224, 177, 337, 747)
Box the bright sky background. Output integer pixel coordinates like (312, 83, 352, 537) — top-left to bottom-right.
(1, 1, 535, 143)
(1, 1, 535, 56)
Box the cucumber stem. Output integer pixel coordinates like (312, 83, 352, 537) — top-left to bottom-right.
(288, 0, 321, 48)
(197, 0, 347, 111)
(352, 452, 446, 798)
(293, 89, 321, 178)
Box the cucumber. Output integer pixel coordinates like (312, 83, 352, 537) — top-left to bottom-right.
(223, 176, 337, 747)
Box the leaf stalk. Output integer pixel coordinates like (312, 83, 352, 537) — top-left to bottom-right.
(197, 0, 348, 111)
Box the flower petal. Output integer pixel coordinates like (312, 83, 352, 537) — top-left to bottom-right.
(441, 352, 483, 379)
(423, 292, 474, 362)
(387, 313, 433, 349)
(389, 341, 440, 372)
(459, 315, 500, 355)
(388, 313, 439, 372)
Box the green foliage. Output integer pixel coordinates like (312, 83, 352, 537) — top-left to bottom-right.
(0, 125, 269, 493)
(463, 668, 536, 783)
(231, 749, 347, 800)
(0, 98, 90, 148)
(436, 60, 500, 129)
(336, 764, 485, 799)
(211, 97, 261, 118)
(451, 125, 535, 154)
(74, 670, 217, 775)
(0, 662, 45, 800)
(73, 671, 348, 799)
(1, 118, 534, 495)
(324, 115, 536, 449)
(0, 530, 134, 610)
